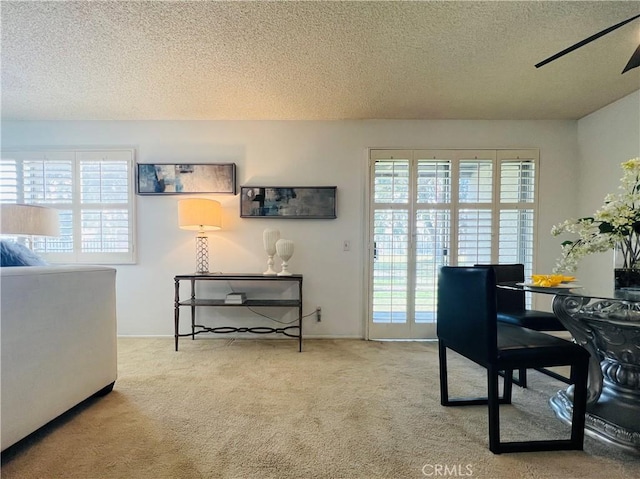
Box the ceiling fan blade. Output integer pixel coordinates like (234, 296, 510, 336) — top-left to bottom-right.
(535, 13, 640, 69)
(622, 44, 640, 73)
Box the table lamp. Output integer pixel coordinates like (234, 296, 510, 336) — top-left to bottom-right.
(178, 198, 222, 274)
(0, 203, 60, 246)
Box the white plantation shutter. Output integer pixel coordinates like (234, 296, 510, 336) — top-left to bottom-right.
(368, 148, 539, 338)
(459, 159, 493, 203)
(417, 160, 451, 203)
(372, 209, 409, 323)
(497, 151, 538, 278)
(78, 152, 132, 257)
(500, 159, 536, 204)
(457, 157, 495, 265)
(0, 149, 135, 264)
(374, 160, 410, 204)
(22, 156, 74, 204)
(415, 157, 453, 323)
(458, 209, 493, 266)
(371, 153, 411, 325)
(414, 208, 450, 322)
(0, 160, 18, 202)
(499, 209, 534, 267)
(81, 159, 129, 203)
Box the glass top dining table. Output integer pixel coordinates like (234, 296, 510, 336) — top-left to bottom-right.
(498, 279, 640, 452)
(500, 278, 640, 304)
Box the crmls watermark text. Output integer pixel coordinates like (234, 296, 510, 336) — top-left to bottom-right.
(421, 464, 474, 477)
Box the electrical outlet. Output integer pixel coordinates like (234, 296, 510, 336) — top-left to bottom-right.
(316, 306, 322, 321)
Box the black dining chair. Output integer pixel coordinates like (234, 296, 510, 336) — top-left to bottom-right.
(437, 266, 589, 454)
(474, 263, 570, 387)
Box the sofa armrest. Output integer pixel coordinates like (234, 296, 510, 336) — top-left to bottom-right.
(1, 265, 117, 450)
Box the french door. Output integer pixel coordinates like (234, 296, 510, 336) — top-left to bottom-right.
(367, 149, 538, 339)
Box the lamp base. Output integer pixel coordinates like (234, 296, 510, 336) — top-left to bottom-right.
(195, 234, 209, 274)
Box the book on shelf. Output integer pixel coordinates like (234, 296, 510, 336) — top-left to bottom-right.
(225, 292, 247, 304)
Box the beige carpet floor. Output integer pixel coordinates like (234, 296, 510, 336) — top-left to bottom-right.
(1, 338, 639, 479)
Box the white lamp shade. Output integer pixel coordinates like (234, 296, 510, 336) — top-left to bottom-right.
(178, 199, 222, 231)
(0, 203, 60, 237)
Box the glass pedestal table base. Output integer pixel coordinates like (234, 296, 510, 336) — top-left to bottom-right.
(550, 295, 640, 452)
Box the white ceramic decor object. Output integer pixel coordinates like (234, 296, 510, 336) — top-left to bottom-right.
(275, 239, 294, 276)
(262, 228, 280, 275)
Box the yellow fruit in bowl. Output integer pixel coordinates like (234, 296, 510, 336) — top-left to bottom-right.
(530, 274, 562, 287)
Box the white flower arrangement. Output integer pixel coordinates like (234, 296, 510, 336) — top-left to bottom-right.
(551, 157, 640, 274)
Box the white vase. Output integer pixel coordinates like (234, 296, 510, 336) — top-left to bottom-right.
(275, 239, 294, 276)
(262, 229, 280, 275)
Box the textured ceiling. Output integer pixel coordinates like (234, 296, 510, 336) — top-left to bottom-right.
(1, 1, 639, 121)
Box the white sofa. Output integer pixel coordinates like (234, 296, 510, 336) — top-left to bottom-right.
(1, 265, 117, 451)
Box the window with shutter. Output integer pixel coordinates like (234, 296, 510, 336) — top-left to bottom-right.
(0, 149, 136, 264)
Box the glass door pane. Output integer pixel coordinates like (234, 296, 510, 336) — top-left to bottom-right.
(372, 210, 409, 324)
(459, 160, 493, 203)
(370, 154, 412, 336)
(415, 158, 452, 326)
(415, 209, 450, 323)
(374, 160, 410, 204)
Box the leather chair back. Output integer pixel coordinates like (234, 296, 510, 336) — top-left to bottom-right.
(475, 263, 525, 313)
(437, 266, 497, 364)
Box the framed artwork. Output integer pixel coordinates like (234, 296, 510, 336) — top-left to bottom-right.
(240, 186, 337, 219)
(136, 163, 236, 195)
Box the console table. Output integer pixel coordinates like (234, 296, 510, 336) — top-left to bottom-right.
(499, 281, 640, 452)
(174, 273, 303, 352)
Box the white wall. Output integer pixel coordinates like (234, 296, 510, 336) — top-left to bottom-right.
(575, 91, 640, 292)
(1, 119, 579, 336)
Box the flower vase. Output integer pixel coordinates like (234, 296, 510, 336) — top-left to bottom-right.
(276, 239, 294, 276)
(614, 269, 640, 289)
(262, 228, 280, 275)
(614, 239, 640, 290)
